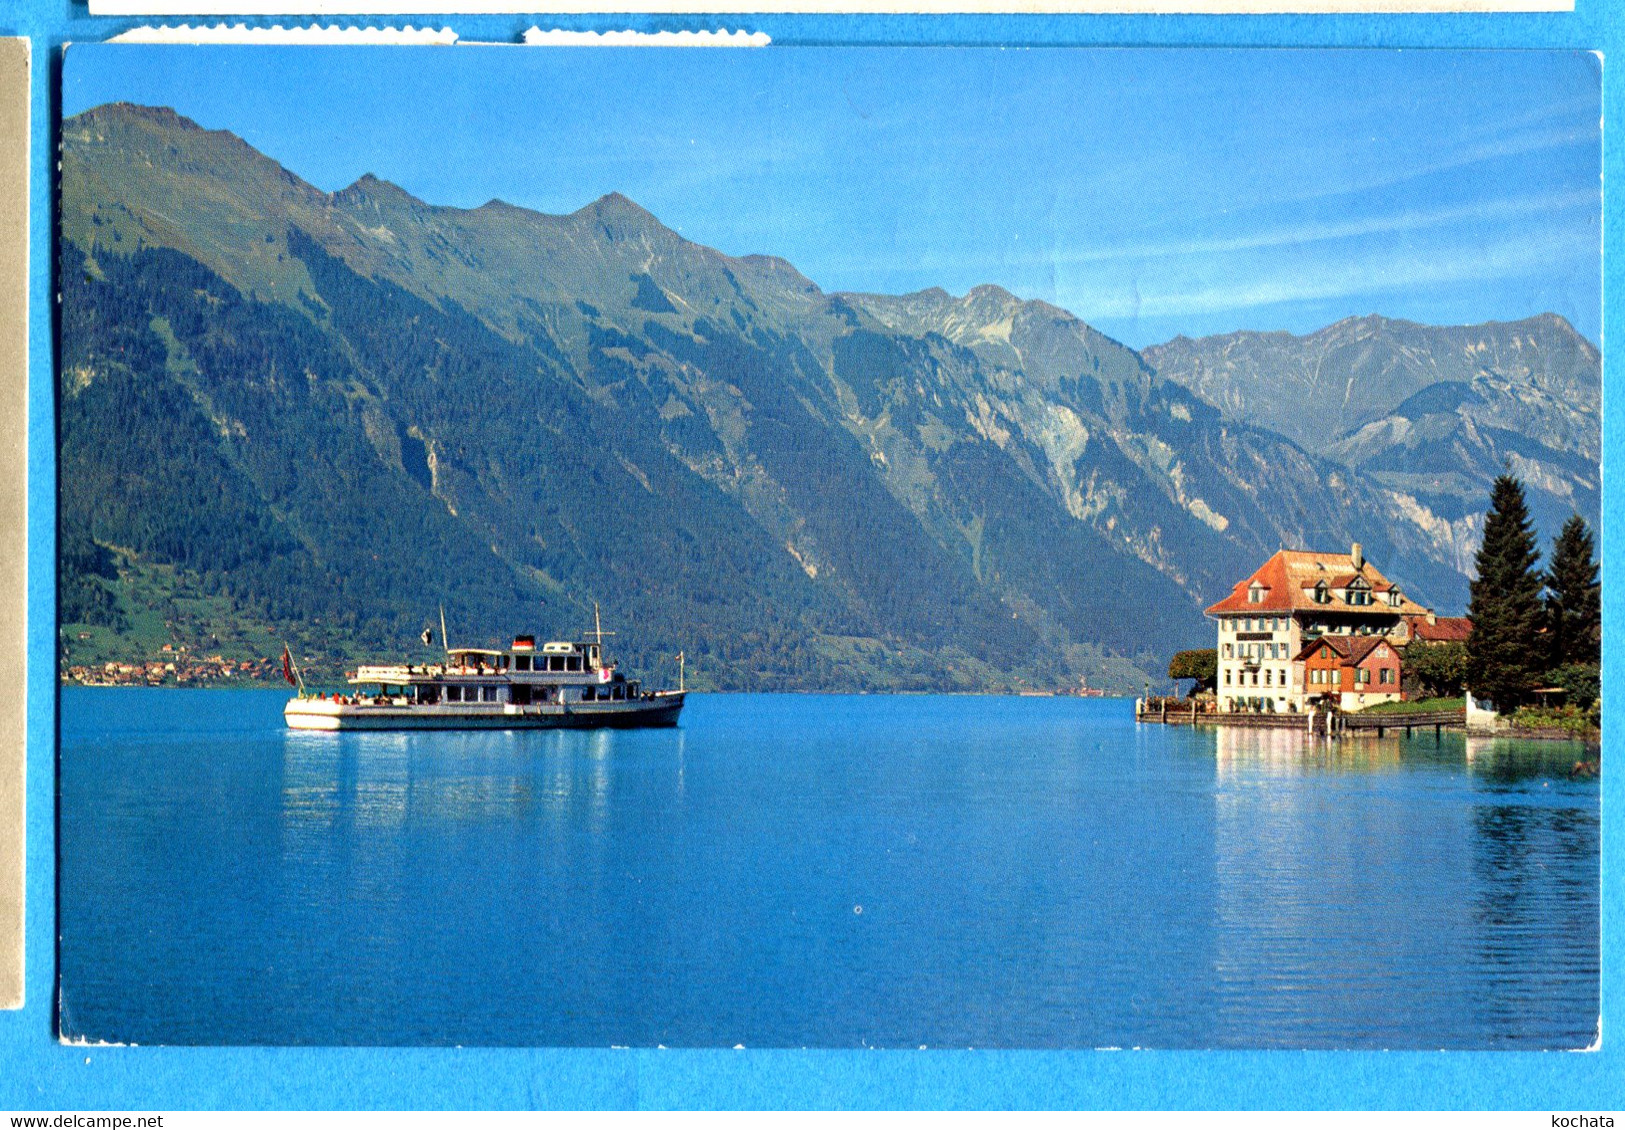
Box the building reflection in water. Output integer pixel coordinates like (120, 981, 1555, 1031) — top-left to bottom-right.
(1212, 724, 1402, 778)
(1205, 723, 1597, 1048)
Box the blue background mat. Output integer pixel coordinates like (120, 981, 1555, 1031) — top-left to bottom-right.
(2, 0, 1619, 1109)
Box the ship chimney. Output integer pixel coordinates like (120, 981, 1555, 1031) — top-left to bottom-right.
(1351, 542, 1363, 570)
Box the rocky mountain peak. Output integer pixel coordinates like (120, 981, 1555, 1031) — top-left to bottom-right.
(577, 191, 662, 227)
(81, 101, 203, 132)
(333, 173, 422, 210)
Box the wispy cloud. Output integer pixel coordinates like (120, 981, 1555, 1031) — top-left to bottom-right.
(1060, 223, 1597, 322)
(1052, 187, 1599, 267)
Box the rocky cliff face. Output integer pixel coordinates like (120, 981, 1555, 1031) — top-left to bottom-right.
(1143, 314, 1600, 571)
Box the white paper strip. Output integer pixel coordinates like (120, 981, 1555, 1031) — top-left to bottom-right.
(521, 28, 770, 46)
(108, 22, 458, 42)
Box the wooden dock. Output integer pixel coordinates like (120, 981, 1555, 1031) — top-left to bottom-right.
(1135, 699, 1466, 736)
(1340, 709, 1466, 736)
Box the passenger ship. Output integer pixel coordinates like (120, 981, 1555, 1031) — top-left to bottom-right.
(283, 621, 685, 732)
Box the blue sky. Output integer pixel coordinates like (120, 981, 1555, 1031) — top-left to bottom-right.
(64, 45, 1601, 349)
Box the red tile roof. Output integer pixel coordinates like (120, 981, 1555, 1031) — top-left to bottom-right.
(1205, 548, 1431, 617)
(1293, 634, 1395, 665)
(1410, 616, 1472, 643)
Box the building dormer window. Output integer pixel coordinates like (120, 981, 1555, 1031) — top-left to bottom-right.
(1388, 590, 1402, 607)
(1314, 581, 1329, 604)
(1248, 583, 1265, 604)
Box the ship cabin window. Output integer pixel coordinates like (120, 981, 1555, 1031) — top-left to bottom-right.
(611, 685, 624, 700)
(515, 655, 531, 671)
(589, 645, 600, 666)
(482, 686, 498, 702)
(549, 656, 564, 672)
(567, 656, 582, 672)
(446, 686, 461, 703)
(582, 687, 596, 702)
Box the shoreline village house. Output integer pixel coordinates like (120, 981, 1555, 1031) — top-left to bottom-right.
(1296, 635, 1403, 711)
(1205, 544, 1433, 714)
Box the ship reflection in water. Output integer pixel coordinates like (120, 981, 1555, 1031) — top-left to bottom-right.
(281, 724, 688, 835)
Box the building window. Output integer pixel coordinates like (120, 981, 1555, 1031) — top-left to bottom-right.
(1264, 669, 1272, 686)
(1225, 670, 1232, 686)
(1223, 644, 1232, 658)
(1356, 668, 1371, 685)
(1380, 668, 1394, 685)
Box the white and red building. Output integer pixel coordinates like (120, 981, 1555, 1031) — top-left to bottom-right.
(1296, 634, 1405, 711)
(1205, 543, 1433, 713)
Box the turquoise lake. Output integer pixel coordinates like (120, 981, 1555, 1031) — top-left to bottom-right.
(58, 687, 1599, 1048)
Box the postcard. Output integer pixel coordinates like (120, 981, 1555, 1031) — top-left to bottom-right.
(55, 42, 1600, 1049)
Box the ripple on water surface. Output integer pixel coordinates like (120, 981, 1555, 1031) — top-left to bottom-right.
(59, 689, 1598, 1048)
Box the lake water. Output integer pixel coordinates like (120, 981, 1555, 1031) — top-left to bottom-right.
(58, 688, 1599, 1048)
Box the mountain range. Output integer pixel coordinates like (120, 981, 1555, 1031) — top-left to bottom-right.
(56, 103, 1602, 691)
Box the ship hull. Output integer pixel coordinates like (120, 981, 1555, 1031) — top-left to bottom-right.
(284, 693, 685, 732)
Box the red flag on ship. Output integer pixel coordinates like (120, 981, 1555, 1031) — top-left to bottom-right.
(281, 645, 297, 687)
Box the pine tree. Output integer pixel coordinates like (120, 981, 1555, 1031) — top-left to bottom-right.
(1544, 514, 1601, 668)
(1465, 475, 1544, 709)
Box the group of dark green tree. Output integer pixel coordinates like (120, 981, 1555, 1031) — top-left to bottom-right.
(1445, 474, 1600, 718)
(1407, 477, 1599, 720)
(1166, 474, 1599, 721)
